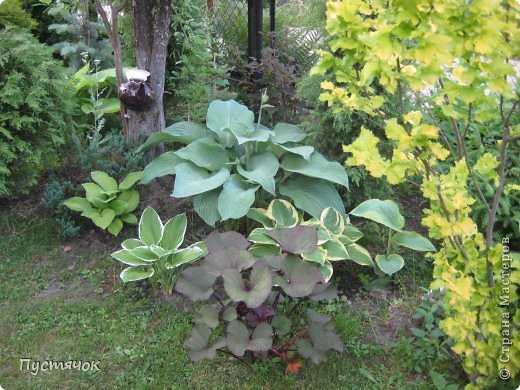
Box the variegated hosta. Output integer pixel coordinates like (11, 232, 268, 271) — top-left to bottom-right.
(247, 199, 435, 281)
(138, 99, 349, 225)
(64, 171, 143, 236)
(111, 206, 208, 296)
(175, 231, 344, 366)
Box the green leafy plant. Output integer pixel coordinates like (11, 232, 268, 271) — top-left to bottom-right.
(64, 171, 142, 236)
(247, 199, 435, 281)
(175, 231, 344, 369)
(140, 99, 349, 225)
(0, 28, 74, 198)
(111, 206, 208, 296)
(41, 179, 80, 239)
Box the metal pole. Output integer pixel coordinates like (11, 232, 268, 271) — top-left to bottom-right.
(248, 0, 263, 61)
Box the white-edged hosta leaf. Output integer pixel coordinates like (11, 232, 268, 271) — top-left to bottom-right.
(280, 176, 345, 218)
(323, 240, 349, 261)
(165, 243, 208, 269)
(320, 207, 345, 235)
(267, 199, 299, 227)
(121, 238, 142, 250)
(160, 213, 187, 250)
(217, 175, 258, 220)
(248, 244, 281, 258)
(120, 265, 154, 282)
(91, 171, 118, 192)
(111, 249, 149, 266)
(63, 197, 92, 212)
(194, 188, 221, 226)
(392, 231, 435, 251)
(247, 208, 275, 228)
(350, 199, 404, 231)
(237, 152, 279, 195)
(345, 243, 373, 266)
(317, 261, 334, 282)
(282, 152, 349, 188)
(119, 171, 143, 190)
(139, 206, 163, 245)
(247, 228, 278, 245)
(175, 137, 229, 172)
(173, 162, 229, 198)
(375, 254, 404, 275)
(131, 246, 160, 262)
(141, 151, 184, 184)
(301, 246, 328, 265)
(271, 123, 307, 144)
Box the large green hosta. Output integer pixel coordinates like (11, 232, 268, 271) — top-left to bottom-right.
(139, 100, 349, 225)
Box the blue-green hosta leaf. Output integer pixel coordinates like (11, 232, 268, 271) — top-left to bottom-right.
(345, 243, 373, 266)
(160, 214, 187, 250)
(392, 231, 435, 252)
(320, 207, 345, 235)
(350, 199, 404, 231)
(63, 197, 92, 212)
(194, 188, 221, 226)
(120, 213, 138, 224)
(138, 122, 212, 151)
(120, 265, 154, 282)
(302, 246, 328, 265)
(273, 255, 324, 297)
(173, 163, 230, 198)
(91, 171, 118, 192)
(247, 228, 278, 245)
(107, 218, 123, 236)
(175, 266, 216, 301)
(271, 143, 314, 160)
(206, 100, 254, 147)
(111, 249, 149, 266)
(246, 208, 275, 228)
(184, 324, 226, 362)
(139, 206, 163, 245)
(227, 124, 270, 144)
(280, 176, 346, 218)
(226, 320, 272, 356)
(271, 123, 307, 144)
(131, 246, 160, 262)
(165, 243, 208, 269)
(121, 238, 142, 250)
(266, 226, 318, 254)
(118, 171, 143, 190)
(237, 152, 279, 196)
(82, 183, 105, 207)
(375, 254, 404, 275)
(118, 190, 139, 213)
(175, 137, 229, 171)
(281, 152, 349, 188)
(222, 264, 272, 308)
(90, 208, 116, 229)
(141, 152, 184, 184)
(267, 199, 299, 227)
(217, 175, 259, 220)
(271, 315, 292, 336)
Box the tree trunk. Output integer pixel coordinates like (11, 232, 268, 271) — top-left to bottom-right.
(128, 0, 172, 147)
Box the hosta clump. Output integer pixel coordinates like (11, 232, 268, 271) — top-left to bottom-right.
(175, 231, 344, 368)
(111, 207, 207, 296)
(64, 171, 143, 236)
(247, 199, 436, 281)
(139, 99, 349, 225)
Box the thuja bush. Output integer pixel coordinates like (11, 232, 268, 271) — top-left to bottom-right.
(314, 0, 520, 387)
(139, 99, 349, 225)
(175, 230, 344, 368)
(0, 28, 74, 198)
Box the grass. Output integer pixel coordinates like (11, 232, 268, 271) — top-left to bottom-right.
(0, 208, 462, 389)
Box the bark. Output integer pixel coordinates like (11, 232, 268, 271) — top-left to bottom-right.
(128, 0, 173, 147)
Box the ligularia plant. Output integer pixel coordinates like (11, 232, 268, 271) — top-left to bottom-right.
(138, 99, 349, 225)
(111, 206, 207, 295)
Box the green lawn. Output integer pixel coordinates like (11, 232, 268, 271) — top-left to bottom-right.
(0, 209, 461, 389)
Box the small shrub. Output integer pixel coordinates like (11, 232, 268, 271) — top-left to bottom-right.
(41, 179, 80, 240)
(0, 29, 74, 198)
